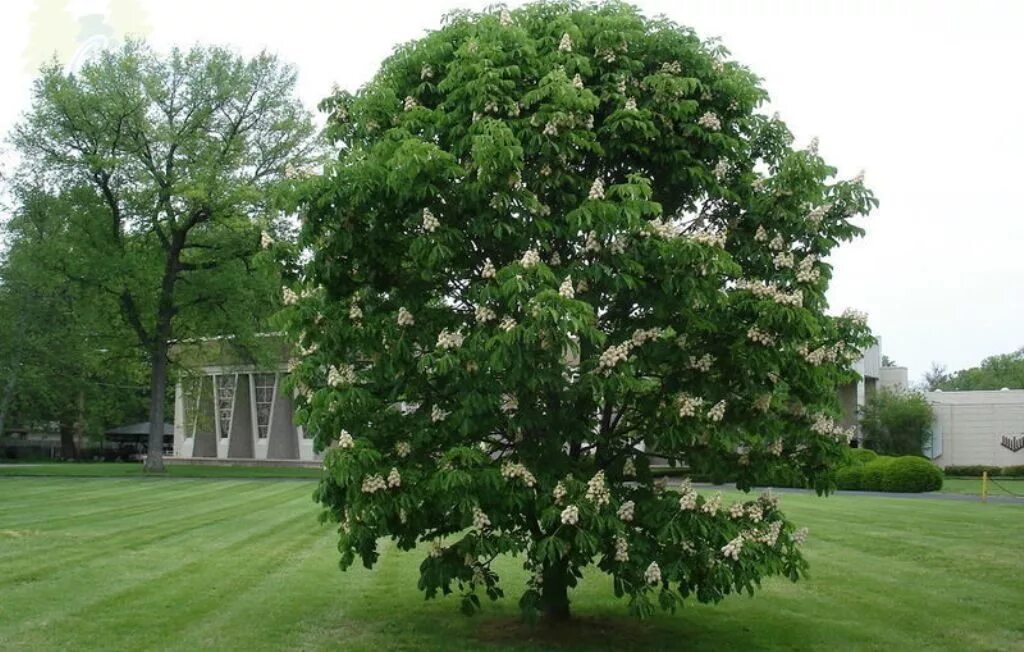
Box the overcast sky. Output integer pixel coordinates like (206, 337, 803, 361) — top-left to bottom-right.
(2, 0, 1022, 382)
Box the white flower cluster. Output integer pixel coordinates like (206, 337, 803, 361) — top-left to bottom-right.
(553, 481, 567, 504)
(559, 276, 575, 299)
(752, 177, 768, 191)
(678, 482, 698, 511)
(617, 500, 635, 522)
(810, 412, 854, 441)
(796, 255, 820, 283)
(499, 316, 517, 332)
(806, 203, 831, 227)
(689, 353, 715, 372)
(747, 326, 776, 346)
(792, 527, 809, 545)
(282, 287, 299, 305)
(475, 305, 496, 323)
(598, 342, 633, 374)
(429, 540, 444, 558)
(624, 97, 637, 111)
(614, 535, 630, 562)
(572, 73, 584, 90)
(729, 503, 745, 519)
(328, 364, 356, 388)
(395, 441, 411, 458)
(707, 400, 727, 422)
(421, 64, 433, 80)
(734, 280, 803, 307)
(754, 226, 768, 242)
(773, 251, 794, 269)
(677, 393, 704, 417)
(755, 394, 772, 413)
(481, 258, 496, 279)
(644, 561, 662, 585)
(559, 33, 573, 52)
(622, 457, 636, 477)
(499, 7, 512, 25)
(661, 60, 682, 74)
(543, 120, 559, 137)
(854, 169, 866, 184)
(397, 307, 415, 326)
(560, 504, 579, 525)
(692, 230, 727, 247)
(472, 507, 491, 530)
(431, 405, 450, 422)
(349, 303, 363, 322)
(769, 234, 786, 251)
(645, 217, 681, 239)
(585, 230, 602, 252)
(585, 471, 610, 507)
(747, 504, 764, 523)
(337, 430, 354, 449)
(588, 178, 605, 200)
(501, 461, 537, 487)
(631, 328, 663, 346)
(702, 492, 722, 515)
(841, 308, 869, 326)
(436, 328, 465, 350)
(361, 474, 387, 493)
(768, 438, 784, 456)
(698, 112, 721, 131)
(799, 342, 846, 366)
(260, 231, 274, 249)
(520, 249, 541, 268)
(722, 535, 744, 561)
(713, 158, 730, 180)
(403, 96, 418, 111)
(500, 393, 518, 414)
(422, 208, 440, 232)
(387, 467, 402, 488)
(747, 520, 784, 546)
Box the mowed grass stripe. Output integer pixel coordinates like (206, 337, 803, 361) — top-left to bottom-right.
(0, 480, 311, 588)
(0, 481, 319, 649)
(1, 478, 1021, 651)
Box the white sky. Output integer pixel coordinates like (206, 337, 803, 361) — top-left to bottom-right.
(1, 0, 1022, 382)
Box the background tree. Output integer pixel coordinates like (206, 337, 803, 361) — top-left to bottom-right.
(920, 362, 950, 391)
(859, 389, 933, 456)
(287, 2, 876, 621)
(937, 347, 1024, 390)
(0, 188, 148, 455)
(10, 42, 318, 470)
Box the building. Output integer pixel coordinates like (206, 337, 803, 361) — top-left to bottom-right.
(925, 389, 1024, 468)
(171, 338, 318, 462)
(838, 343, 907, 441)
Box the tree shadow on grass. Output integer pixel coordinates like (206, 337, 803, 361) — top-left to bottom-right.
(472, 612, 770, 651)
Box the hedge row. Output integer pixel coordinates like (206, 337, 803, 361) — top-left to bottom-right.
(943, 465, 1024, 477)
(836, 455, 943, 492)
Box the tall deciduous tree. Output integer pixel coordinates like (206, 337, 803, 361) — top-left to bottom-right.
(287, 2, 875, 621)
(938, 348, 1024, 390)
(11, 42, 317, 470)
(859, 389, 934, 456)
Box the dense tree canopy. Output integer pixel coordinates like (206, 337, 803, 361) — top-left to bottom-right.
(859, 389, 933, 456)
(937, 348, 1024, 391)
(285, 1, 876, 620)
(9, 42, 317, 470)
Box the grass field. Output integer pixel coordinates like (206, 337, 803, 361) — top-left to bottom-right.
(0, 477, 1021, 651)
(0, 462, 322, 479)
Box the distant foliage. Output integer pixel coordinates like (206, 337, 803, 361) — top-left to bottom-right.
(860, 390, 933, 456)
(938, 347, 1024, 391)
(284, 1, 875, 620)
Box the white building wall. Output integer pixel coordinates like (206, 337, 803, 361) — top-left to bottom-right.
(927, 390, 1024, 468)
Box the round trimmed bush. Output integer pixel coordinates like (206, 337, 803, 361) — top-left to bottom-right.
(860, 457, 896, 491)
(847, 448, 879, 465)
(881, 456, 943, 493)
(836, 465, 865, 490)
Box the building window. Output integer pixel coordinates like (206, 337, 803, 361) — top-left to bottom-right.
(216, 374, 236, 439)
(254, 373, 276, 439)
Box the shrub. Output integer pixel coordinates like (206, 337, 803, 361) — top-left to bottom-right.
(860, 389, 934, 456)
(881, 456, 943, 492)
(943, 465, 1001, 477)
(860, 457, 897, 490)
(1000, 465, 1024, 477)
(835, 465, 865, 490)
(846, 448, 878, 465)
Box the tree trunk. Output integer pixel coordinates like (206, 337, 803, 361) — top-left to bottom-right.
(540, 560, 572, 622)
(59, 422, 77, 460)
(143, 337, 169, 472)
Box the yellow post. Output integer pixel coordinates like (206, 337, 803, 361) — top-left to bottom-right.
(982, 471, 988, 503)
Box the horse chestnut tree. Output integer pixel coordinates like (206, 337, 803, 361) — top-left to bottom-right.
(284, 1, 876, 622)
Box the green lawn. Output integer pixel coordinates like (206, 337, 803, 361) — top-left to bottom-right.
(0, 477, 1021, 651)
